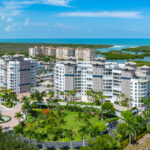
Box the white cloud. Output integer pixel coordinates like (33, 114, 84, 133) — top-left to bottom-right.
(24, 18, 30, 26)
(1, 0, 72, 8)
(0, 0, 71, 20)
(42, 0, 71, 7)
(55, 23, 76, 30)
(5, 25, 11, 32)
(6, 18, 13, 22)
(58, 11, 143, 18)
(1, 16, 5, 20)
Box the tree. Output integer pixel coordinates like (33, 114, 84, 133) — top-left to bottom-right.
(66, 128, 76, 149)
(0, 126, 38, 150)
(146, 123, 150, 133)
(21, 96, 29, 103)
(34, 131, 47, 149)
(141, 96, 150, 109)
(86, 90, 106, 104)
(79, 125, 88, 146)
(101, 101, 115, 116)
(0, 87, 18, 107)
(30, 90, 45, 109)
(48, 91, 55, 100)
(118, 110, 138, 144)
(22, 99, 31, 121)
(15, 111, 24, 123)
(118, 93, 131, 107)
(82, 134, 119, 150)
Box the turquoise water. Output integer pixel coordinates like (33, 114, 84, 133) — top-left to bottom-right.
(0, 38, 150, 46)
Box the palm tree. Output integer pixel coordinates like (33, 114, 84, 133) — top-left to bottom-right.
(22, 99, 31, 121)
(94, 91, 106, 105)
(0, 88, 18, 107)
(71, 89, 78, 101)
(10, 92, 19, 106)
(0, 87, 12, 103)
(66, 128, 76, 150)
(86, 90, 106, 104)
(31, 90, 45, 109)
(48, 91, 55, 100)
(79, 125, 88, 146)
(65, 91, 72, 101)
(141, 96, 150, 109)
(15, 111, 24, 123)
(126, 125, 135, 144)
(86, 89, 93, 101)
(60, 91, 65, 100)
(21, 96, 29, 103)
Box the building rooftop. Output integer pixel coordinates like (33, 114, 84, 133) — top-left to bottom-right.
(125, 61, 136, 66)
(122, 66, 135, 70)
(140, 65, 150, 69)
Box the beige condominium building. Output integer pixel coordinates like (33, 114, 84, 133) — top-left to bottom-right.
(75, 48, 96, 61)
(56, 47, 75, 59)
(29, 46, 96, 61)
(54, 57, 150, 111)
(0, 54, 37, 94)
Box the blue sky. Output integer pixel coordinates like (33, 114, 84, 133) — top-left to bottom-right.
(0, 0, 150, 38)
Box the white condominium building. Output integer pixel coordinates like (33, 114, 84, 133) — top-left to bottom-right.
(54, 57, 150, 111)
(0, 54, 37, 94)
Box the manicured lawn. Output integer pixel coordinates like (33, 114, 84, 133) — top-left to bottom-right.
(64, 111, 106, 130)
(26, 109, 107, 142)
(62, 111, 107, 141)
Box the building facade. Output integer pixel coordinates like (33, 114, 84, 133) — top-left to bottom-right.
(75, 48, 96, 61)
(0, 54, 37, 94)
(54, 58, 150, 111)
(29, 46, 96, 61)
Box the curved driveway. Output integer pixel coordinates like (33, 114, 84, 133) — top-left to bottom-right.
(0, 103, 22, 131)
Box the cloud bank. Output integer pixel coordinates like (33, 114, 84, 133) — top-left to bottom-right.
(58, 11, 142, 18)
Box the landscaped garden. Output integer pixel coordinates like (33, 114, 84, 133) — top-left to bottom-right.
(0, 88, 19, 108)
(14, 101, 116, 143)
(5, 89, 149, 149)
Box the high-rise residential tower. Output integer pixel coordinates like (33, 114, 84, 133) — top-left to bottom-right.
(0, 54, 37, 94)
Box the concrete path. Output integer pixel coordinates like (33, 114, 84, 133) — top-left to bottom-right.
(0, 103, 22, 131)
(0, 93, 29, 131)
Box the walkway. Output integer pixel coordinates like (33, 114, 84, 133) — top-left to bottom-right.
(0, 103, 22, 131)
(138, 133, 150, 144)
(0, 92, 29, 131)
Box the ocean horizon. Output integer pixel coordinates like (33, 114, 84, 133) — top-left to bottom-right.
(0, 38, 150, 47)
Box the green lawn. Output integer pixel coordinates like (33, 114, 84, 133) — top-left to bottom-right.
(62, 111, 107, 141)
(26, 109, 107, 142)
(64, 111, 106, 130)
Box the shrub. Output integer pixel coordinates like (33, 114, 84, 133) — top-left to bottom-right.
(146, 123, 150, 133)
(108, 117, 122, 123)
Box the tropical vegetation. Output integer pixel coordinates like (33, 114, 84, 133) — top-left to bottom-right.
(14, 101, 115, 143)
(0, 126, 38, 150)
(0, 88, 19, 108)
